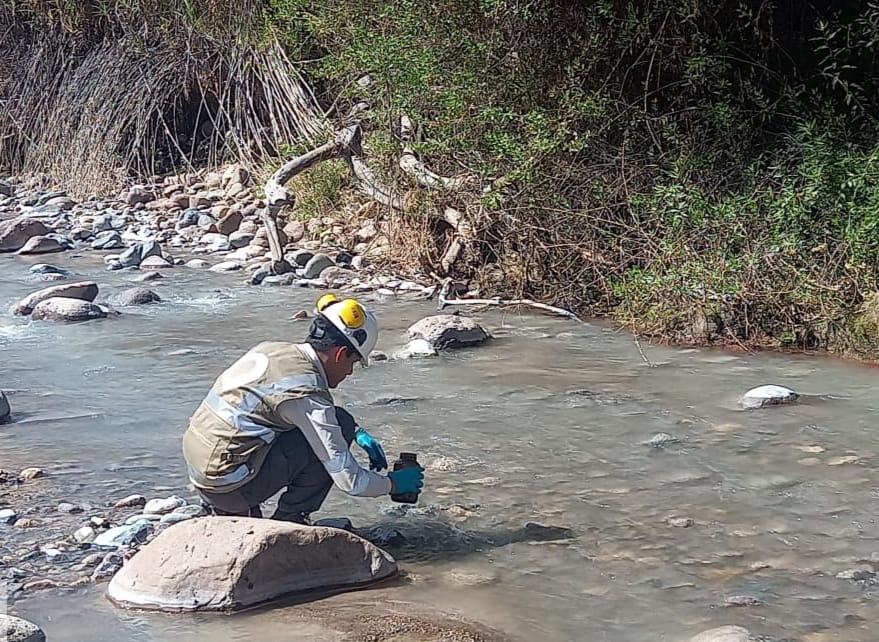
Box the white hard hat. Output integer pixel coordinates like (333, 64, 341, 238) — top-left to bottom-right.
(319, 297, 379, 365)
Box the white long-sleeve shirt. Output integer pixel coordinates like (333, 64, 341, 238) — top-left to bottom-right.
(276, 344, 392, 497)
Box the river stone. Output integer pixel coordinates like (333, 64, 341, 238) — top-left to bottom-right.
(290, 248, 314, 267)
(114, 494, 147, 509)
(228, 231, 254, 248)
(107, 517, 397, 611)
(0, 180, 13, 197)
(739, 384, 799, 409)
(29, 263, 68, 275)
(0, 390, 9, 423)
(397, 338, 438, 359)
(0, 615, 46, 642)
(217, 210, 242, 236)
(132, 270, 163, 282)
(144, 495, 186, 514)
(93, 522, 153, 548)
(0, 217, 49, 252)
(210, 260, 242, 272)
(13, 281, 99, 315)
(17, 234, 65, 255)
(91, 230, 124, 250)
(140, 255, 173, 269)
(408, 314, 490, 349)
(302, 253, 335, 279)
(186, 259, 210, 269)
(0, 508, 17, 524)
(108, 288, 161, 306)
(688, 626, 754, 642)
(74, 525, 97, 543)
(31, 297, 108, 322)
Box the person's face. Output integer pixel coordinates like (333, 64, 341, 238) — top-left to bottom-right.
(324, 346, 361, 388)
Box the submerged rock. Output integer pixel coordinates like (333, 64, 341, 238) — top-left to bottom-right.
(396, 338, 438, 359)
(408, 314, 490, 349)
(107, 516, 397, 611)
(739, 384, 799, 409)
(13, 281, 99, 316)
(108, 288, 161, 306)
(0, 614, 46, 642)
(688, 626, 754, 642)
(93, 522, 153, 549)
(30, 297, 108, 322)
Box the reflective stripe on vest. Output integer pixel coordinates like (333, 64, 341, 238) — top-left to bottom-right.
(187, 462, 251, 488)
(203, 373, 326, 443)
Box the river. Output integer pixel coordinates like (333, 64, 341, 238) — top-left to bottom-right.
(2, 251, 878, 642)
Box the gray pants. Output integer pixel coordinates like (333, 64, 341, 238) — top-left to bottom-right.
(197, 406, 356, 522)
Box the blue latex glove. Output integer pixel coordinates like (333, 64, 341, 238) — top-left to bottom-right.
(354, 427, 388, 471)
(388, 465, 424, 495)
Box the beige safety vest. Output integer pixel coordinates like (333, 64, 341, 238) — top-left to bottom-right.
(182, 342, 332, 492)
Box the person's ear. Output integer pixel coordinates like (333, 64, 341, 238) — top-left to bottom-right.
(332, 345, 348, 363)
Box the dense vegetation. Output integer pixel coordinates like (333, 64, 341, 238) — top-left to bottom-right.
(3, 1, 879, 356)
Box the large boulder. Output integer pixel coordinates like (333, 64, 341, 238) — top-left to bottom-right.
(17, 234, 67, 255)
(0, 615, 46, 642)
(107, 516, 397, 611)
(408, 314, 491, 349)
(13, 281, 99, 316)
(688, 626, 754, 642)
(0, 217, 49, 252)
(30, 297, 108, 322)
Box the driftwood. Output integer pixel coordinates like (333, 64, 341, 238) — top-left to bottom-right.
(259, 110, 477, 276)
(436, 280, 582, 322)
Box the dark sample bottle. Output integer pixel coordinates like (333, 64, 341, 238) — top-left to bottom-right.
(390, 452, 420, 504)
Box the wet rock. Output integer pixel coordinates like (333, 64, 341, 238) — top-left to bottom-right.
(209, 260, 241, 272)
(92, 552, 124, 581)
(113, 494, 147, 509)
(108, 517, 397, 611)
(0, 180, 13, 197)
(665, 516, 695, 528)
(0, 390, 9, 424)
(0, 614, 46, 642)
(0, 508, 17, 524)
(724, 594, 761, 607)
(70, 226, 93, 241)
(689, 626, 753, 642)
(358, 525, 406, 548)
(108, 288, 161, 306)
(263, 273, 296, 286)
(313, 517, 354, 531)
(836, 565, 876, 581)
(93, 522, 154, 548)
(132, 270, 164, 282)
(185, 258, 210, 269)
(13, 281, 100, 316)
(57, 502, 82, 513)
(22, 579, 59, 591)
(408, 314, 490, 350)
(29, 263, 68, 275)
(249, 266, 270, 285)
(80, 552, 104, 567)
(739, 384, 798, 409)
(91, 230, 124, 250)
(18, 467, 44, 480)
(289, 248, 314, 267)
(301, 253, 335, 279)
(176, 208, 201, 229)
(140, 255, 173, 269)
(15, 518, 39, 529)
(143, 495, 186, 514)
(17, 234, 66, 255)
(647, 432, 677, 448)
(125, 514, 162, 525)
(228, 231, 253, 248)
(396, 338, 438, 359)
(0, 217, 49, 252)
(31, 297, 108, 322)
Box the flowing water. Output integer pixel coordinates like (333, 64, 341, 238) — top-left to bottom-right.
(2, 251, 879, 641)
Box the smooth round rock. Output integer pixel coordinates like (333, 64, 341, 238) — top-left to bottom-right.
(408, 314, 490, 349)
(739, 384, 799, 409)
(108, 288, 161, 306)
(688, 626, 753, 642)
